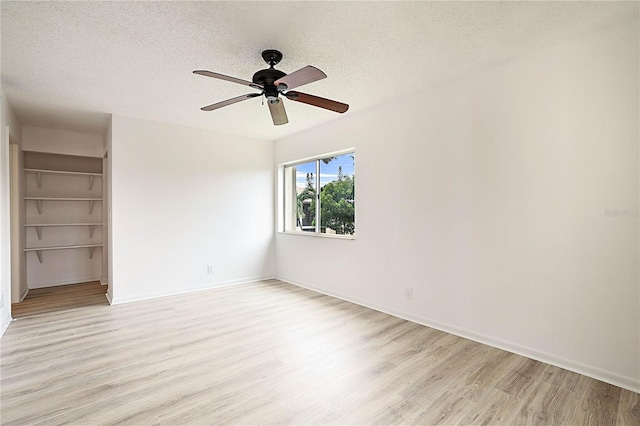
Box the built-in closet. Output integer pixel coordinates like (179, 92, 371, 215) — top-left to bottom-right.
(23, 151, 103, 289)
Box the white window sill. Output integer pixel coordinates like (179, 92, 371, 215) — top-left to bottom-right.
(278, 231, 355, 240)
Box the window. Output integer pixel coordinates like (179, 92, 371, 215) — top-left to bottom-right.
(282, 151, 355, 236)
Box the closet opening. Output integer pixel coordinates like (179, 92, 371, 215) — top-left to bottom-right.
(12, 151, 108, 317)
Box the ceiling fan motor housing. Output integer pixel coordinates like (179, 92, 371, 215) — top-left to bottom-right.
(253, 68, 287, 100)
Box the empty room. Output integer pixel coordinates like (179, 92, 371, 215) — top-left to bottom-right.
(0, 1, 638, 425)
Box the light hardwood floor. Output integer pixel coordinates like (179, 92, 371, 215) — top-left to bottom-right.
(10, 281, 108, 318)
(1, 280, 638, 425)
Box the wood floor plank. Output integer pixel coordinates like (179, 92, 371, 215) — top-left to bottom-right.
(459, 387, 515, 425)
(1, 279, 637, 425)
(617, 389, 640, 425)
(579, 379, 623, 425)
(10, 281, 108, 318)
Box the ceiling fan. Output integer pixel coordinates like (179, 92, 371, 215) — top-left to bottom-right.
(193, 49, 349, 126)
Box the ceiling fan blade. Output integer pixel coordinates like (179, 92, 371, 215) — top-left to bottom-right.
(274, 66, 326, 91)
(268, 98, 288, 126)
(193, 70, 263, 90)
(284, 91, 349, 113)
(201, 93, 261, 111)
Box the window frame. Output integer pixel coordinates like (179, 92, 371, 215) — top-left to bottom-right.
(278, 148, 356, 239)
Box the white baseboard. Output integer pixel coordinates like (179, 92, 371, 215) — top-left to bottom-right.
(19, 287, 29, 302)
(109, 276, 275, 305)
(28, 276, 101, 289)
(0, 315, 11, 338)
(105, 291, 113, 305)
(276, 275, 640, 394)
(100, 279, 108, 286)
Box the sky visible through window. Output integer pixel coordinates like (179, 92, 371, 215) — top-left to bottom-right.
(295, 153, 355, 188)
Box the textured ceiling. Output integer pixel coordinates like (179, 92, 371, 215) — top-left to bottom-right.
(1, 1, 638, 140)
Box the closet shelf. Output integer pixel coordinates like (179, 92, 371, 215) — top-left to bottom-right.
(24, 168, 102, 177)
(25, 223, 102, 227)
(25, 244, 102, 263)
(25, 197, 102, 201)
(25, 168, 101, 190)
(25, 223, 102, 240)
(25, 197, 102, 215)
(25, 244, 103, 251)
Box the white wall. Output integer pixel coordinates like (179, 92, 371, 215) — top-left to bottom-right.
(101, 124, 110, 288)
(22, 126, 103, 157)
(274, 20, 639, 392)
(0, 90, 23, 336)
(105, 117, 113, 302)
(109, 115, 274, 303)
(9, 142, 27, 302)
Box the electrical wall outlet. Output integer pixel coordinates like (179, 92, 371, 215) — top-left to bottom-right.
(404, 287, 413, 300)
(207, 265, 214, 274)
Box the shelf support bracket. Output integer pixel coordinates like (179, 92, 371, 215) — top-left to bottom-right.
(89, 225, 95, 238)
(89, 200, 95, 214)
(36, 226, 43, 240)
(36, 172, 43, 189)
(89, 175, 95, 191)
(35, 250, 43, 263)
(88, 247, 95, 259)
(36, 199, 43, 215)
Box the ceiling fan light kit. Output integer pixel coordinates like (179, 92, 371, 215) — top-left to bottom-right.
(194, 49, 349, 126)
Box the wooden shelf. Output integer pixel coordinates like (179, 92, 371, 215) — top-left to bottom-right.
(25, 197, 102, 215)
(25, 168, 102, 177)
(25, 223, 102, 240)
(25, 168, 102, 190)
(25, 244, 102, 263)
(25, 223, 103, 227)
(25, 244, 103, 251)
(25, 197, 102, 201)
